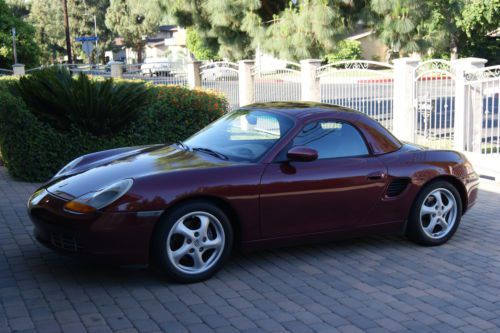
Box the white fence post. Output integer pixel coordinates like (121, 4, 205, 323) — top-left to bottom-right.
(452, 57, 487, 152)
(392, 58, 419, 141)
(239, 60, 254, 106)
(300, 59, 321, 102)
(12, 64, 25, 76)
(187, 61, 202, 89)
(110, 62, 123, 79)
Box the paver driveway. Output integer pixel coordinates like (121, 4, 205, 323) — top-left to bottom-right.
(1, 166, 500, 333)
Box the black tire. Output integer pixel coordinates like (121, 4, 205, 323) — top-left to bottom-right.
(406, 180, 462, 246)
(151, 201, 233, 283)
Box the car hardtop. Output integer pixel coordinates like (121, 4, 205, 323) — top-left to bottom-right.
(243, 101, 402, 155)
(244, 101, 369, 120)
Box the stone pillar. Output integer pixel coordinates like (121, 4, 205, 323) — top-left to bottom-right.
(452, 57, 487, 152)
(110, 61, 123, 79)
(300, 59, 322, 102)
(238, 60, 254, 106)
(392, 58, 419, 142)
(187, 61, 202, 89)
(12, 64, 25, 76)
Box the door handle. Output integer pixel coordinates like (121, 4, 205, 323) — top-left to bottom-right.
(367, 171, 386, 180)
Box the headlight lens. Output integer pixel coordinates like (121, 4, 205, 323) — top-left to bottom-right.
(55, 156, 84, 177)
(28, 188, 48, 207)
(64, 179, 133, 213)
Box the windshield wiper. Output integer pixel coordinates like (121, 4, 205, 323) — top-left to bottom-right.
(174, 141, 190, 151)
(192, 147, 229, 160)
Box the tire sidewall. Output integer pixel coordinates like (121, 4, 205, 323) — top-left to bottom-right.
(152, 201, 233, 283)
(408, 180, 463, 246)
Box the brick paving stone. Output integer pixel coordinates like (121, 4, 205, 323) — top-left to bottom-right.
(0, 166, 500, 332)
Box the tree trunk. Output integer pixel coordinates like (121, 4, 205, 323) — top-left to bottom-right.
(61, 0, 72, 64)
(450, 35, 458, 60)
(137, 43, 144, 63)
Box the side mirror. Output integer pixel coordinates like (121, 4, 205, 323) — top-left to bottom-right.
(287, 146, 318, 162)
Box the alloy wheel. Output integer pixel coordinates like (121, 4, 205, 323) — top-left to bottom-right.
(420, 188, 458, 239)
(166, 211, 225, 274)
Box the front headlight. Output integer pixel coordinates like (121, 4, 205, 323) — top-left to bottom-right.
(28, 188, 48, 207)
(55, 156, 84, 177)
(64, 179, 133, 214)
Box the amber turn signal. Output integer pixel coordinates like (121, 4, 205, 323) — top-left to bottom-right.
(64, 201, 96, 213)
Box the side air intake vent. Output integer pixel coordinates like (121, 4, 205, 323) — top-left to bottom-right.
(386, 178, 410, 197)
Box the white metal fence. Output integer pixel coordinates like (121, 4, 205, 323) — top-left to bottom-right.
(317, 61, 394, 130)
(10, 58, 500, 160)
(122, 61, 188, 86)
(412, 60, 456, 149)
(253, 62, 301, 102)
(0, 68, 13, 76)
(25, 64, 111, 76)
(201, 61, 239, 110)
(464, 66, 500, 154)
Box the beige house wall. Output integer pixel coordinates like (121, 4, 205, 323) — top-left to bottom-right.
(358, 35, 388, 61)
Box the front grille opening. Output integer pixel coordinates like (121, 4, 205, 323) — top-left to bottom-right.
(386, 178, 410, 197)
(50, 233, 83, 252)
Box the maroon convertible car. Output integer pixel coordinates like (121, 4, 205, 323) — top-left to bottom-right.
(28, 102, 479, 282)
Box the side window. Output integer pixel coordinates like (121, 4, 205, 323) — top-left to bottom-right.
(292, 120, 369, 159)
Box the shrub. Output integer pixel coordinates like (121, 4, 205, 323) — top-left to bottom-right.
(0, 75, 18, 94)
(0, 82, 227, 182)
(15, 67, 151, 136)
(325, 40, 363, 63)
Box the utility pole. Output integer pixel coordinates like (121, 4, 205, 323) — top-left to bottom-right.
(61, 0, 73, 64)
(94, 15, 99, 63)
(12, 28, 18, 64)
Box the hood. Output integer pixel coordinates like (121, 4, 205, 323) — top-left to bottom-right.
(46, 145, 231, 199)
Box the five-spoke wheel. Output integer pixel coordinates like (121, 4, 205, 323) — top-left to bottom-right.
(407, 181, 462, 246)
(167, 212, 225, 274)
(152, 201, 233, 282)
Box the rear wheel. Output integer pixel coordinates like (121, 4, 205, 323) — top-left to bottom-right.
(152, 201, 233, 283)
(406, 181, 462, 246)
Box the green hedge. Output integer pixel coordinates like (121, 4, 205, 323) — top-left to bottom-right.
(0, 80, 228, 182)
(0, 76, 18, 94)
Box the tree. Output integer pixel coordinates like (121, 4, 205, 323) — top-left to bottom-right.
(370, 0, 500, 61)
(370, 0, 429, 58)
(456, 0, 499, 64)
(159, 0, 366, 61)
(186, 28, 219, 60)
(0, 0, 40, 67)
(29, 0, 113, 64)
(5, 0, 30, 18)
(325, 40, 362, 63)
(71, 0, 115, 63)
(105, 0, 164, 63)
(61, 0, 72, 63)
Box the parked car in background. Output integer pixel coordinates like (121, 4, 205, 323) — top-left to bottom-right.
(28, 102, 479, 283)
(202, 62, 239, 81)
(141, 58, 172, 77)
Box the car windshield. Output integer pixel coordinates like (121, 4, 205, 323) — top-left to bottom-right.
(184, 109, 294, 162)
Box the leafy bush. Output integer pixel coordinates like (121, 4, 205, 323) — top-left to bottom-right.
(15, 67, 151, 136)
(0, 80, 227, 182)
(325, 40, 363, 63)
(186, 28, 220, 60)
(0, 75, 18, 94)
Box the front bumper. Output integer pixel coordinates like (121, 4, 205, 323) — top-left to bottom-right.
(28, 191, 160, 266)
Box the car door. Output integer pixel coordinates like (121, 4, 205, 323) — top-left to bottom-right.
(260, 119, 388, 238)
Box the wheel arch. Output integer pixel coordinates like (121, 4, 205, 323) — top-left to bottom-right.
(420, 175, 468, 214)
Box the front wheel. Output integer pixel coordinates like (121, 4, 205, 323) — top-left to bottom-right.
(406, 181, 462, 246)
(151, 201, 233, 283)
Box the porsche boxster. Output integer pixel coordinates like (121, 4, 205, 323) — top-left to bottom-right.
(28, 102, 479, 282)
